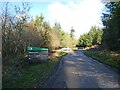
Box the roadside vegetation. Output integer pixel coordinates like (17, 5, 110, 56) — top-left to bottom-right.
(1, 2, 75, 88)
(77, 2, 120, 51)
(84, 51, 120, 69)
(77, 2, 120, 69)
(1, 2, 76, 60)
(3, 51, 66, 88)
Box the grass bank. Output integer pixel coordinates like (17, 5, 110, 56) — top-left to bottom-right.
(84, 51, 120, 69)
(3, 52, 67, 88)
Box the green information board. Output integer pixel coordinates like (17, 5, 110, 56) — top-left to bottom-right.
(28, 46, 48, 51)
(28, 46, 48, 62)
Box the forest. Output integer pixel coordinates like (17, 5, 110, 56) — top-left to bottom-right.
(1, 2, 77, 88)
(77, 2, 120, 52)
(1, 2, 76, 60)
(1, 2, 120, 61)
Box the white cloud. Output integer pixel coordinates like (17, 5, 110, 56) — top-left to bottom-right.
(48, 0, 105, 39)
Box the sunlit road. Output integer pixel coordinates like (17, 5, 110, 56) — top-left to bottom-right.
(42, 50, 120, 88)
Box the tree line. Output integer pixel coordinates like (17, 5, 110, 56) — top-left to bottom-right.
(77, 26, 103, 47)
(77, 2, 120, 52)
(102, 2, 120, 51)
(1, 2, 76, 60)
(2, 1, 120, 61)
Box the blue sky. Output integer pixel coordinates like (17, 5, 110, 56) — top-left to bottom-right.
(0, 0, 105, 39)
(30, 2, 49, 20)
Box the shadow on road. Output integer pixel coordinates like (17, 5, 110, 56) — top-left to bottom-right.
(41, 50, 119, 88)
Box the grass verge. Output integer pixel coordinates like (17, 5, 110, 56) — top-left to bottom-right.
(2, 52, 67, 88)
(84, 51, 120, 69)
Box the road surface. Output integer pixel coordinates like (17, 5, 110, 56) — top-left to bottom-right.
(42, 50, 120, 88)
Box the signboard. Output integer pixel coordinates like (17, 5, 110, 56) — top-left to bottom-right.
(28, 46, 48, 51)
(28, 46, 48, 62)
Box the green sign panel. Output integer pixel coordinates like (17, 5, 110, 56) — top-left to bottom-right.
(28, 46, 48, 51)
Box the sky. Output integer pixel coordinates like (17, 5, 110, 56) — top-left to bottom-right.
(31, 0, 105, 39)
(0, 0, 106, 39)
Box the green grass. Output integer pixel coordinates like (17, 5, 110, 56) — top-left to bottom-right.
(84, 51, 120, 69)
(3, 52, 67, 88)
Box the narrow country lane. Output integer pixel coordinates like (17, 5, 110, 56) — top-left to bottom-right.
(42, 50, 120, 88)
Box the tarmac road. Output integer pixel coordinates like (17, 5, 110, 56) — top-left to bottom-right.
(42, 50, 120, 88)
